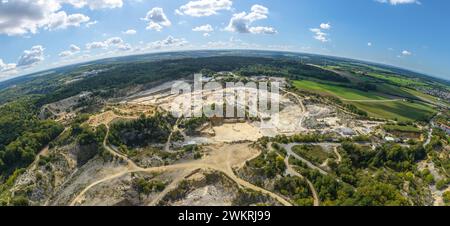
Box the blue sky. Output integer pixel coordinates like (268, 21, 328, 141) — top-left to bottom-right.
(1, 0, 449, 80)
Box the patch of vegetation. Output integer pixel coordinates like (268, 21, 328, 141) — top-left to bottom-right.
(383, 124, 421, 133)
(444, 191, 450, 206)
(0, 97, 64, 179)
(293, 80, 386, 100)
(246, 151, 286, 179)
(350, 101, 435, 122)
(179, 116, 209, 135)
(293, 79, 437, 121)
(133, 177, 166, 197)
(292, 145, 333, 165)
(108, 113, 176, 147)
(273, 176, 313, 206)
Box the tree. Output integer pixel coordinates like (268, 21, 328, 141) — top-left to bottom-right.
(352, 182, 409, 206)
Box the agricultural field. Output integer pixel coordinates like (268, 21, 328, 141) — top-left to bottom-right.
(293, 80, 438, 121)
(350, 100, 436, 122)
(293, 80, 386, 100)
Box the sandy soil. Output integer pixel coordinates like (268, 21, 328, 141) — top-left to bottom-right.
(211, 123, 264, 142)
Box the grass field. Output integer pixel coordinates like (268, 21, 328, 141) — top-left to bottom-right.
(383, 124, 422, 133)
(292, 145, 332, 165)
(293, 80, 437, 121)
(366, 72, 427, 87)
(293, 80, 387, 100)
(350, 101, 436, 122)
(401, 88, 442, 105)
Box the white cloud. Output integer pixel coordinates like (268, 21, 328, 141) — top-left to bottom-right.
(86, 41, 108, 49)
(248, 26, 277, 34)
(105, 37, 123, 45)
(59, 44, 81, 57)
(58, 51, 74, 57)
(70, 44, 81, 52)
(17, 45, 45, 67)
(147, 36, 188, 50)
(310, 23, 331, 42)
(142, 7, 171, 31)
(0, 59, 17, 72)
(85, 20, 98, 28)
(117, 43, 132, 51)
(85, 37, 129, 51)
(0, 0, 121, 36)
(192, 24, 214, 37)
(46, 11, 90, 30)
(122, 29, 137, 35)
(402, 50, 412, 56)
(320, 23, 331, 30)
(225, 4, 277, 35)
(376, 0, 421, 5)
(176, 0, 232, 17)
(64, 0, 123, 9)
(202, 37, 260, 49)
(192, 24, 213, 32)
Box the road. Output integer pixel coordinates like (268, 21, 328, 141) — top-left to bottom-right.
(424, 114, 439, 148)
(284, 156, 320, 206)
(333, 146, 342, 163)
(70, 142, 293, 206)
(282, 143, 330, 175)
(103, 124, 141, 170)
(281, 88, 306, 113)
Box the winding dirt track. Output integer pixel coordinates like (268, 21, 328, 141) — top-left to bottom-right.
(333, 146, 342, 163)
(284, 156, 320, 206)
(282, 88, 306, 113)
(70, 134, 293, 206)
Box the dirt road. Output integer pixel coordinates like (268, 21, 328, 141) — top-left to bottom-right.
(284, 156, 320, 206)
(70, 143, 292, 206)
(282, 143, 329, 175)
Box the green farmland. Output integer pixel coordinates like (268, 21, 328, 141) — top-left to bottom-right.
(293, 80, 437, 121)
(292, 80, 386, 100)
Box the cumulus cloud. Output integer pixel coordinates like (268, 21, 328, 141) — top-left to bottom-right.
(202, 37, 260, 49)
(310, 23, 332, 43)
(66, 0, 123, 9)
(70, 44, 81, 52)
(192, 24, 213, 36)
(85, 37, 132, 52)
(105, 37, 123, 45)
(86, 41, 108, 49)
(142, 7, 171, 31)
(402, 50, 412, 56)
(122, 29, 137, 35)
(176, 0, 232, 17)
(320, 23, 331, 30)
(192, 24, 213, 32)
(17, 45, 45, 67)
(225, 4, 277, 35)
(59, 44, 81, 57)
(58, 51, 73, 57)
(376, 0, 421, 5)
(0, 59, 17, 72)
(147, 36, 188, 50)
(0, 0, 121, 36)
(117, 43, 132, 51)
(85, 20, 98, 28)
(46, 12, 90, 30)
